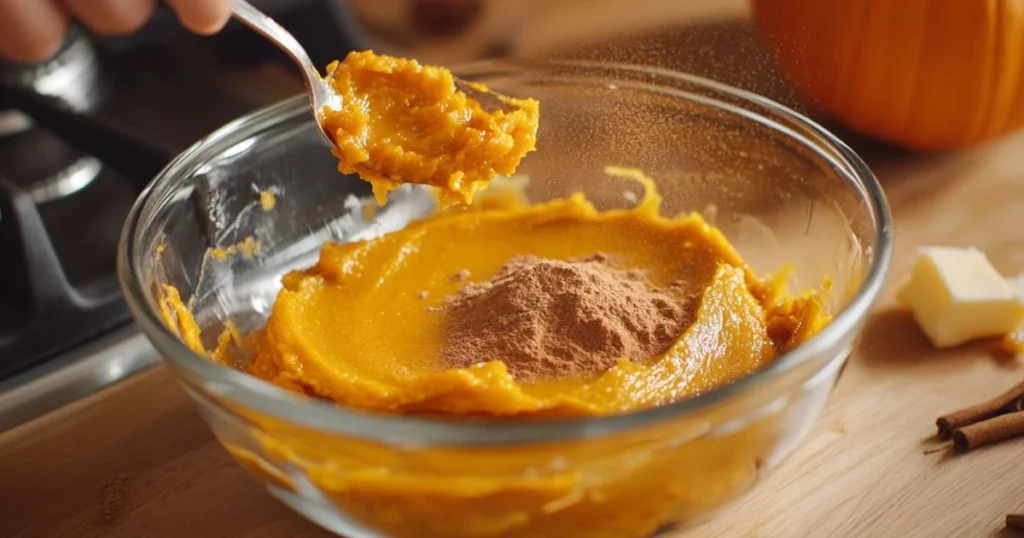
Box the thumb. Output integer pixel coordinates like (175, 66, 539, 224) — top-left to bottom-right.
(0, 0, 69, 63)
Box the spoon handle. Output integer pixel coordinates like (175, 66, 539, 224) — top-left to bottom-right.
(231, 0, 321, 80)
(231, 0, 338, 147)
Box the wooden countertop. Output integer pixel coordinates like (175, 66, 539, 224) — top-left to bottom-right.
(5, 9, 1024, 538)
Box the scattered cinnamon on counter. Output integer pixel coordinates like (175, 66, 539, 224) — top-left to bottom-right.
(98, 474, 131, 526)
(936, 381, 1024, 439)
(1007, 514, 1024, 530)
(439, 254, 695, 381)
(952, 411, 1024, 451)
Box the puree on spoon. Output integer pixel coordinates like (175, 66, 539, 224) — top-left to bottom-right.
(320, 50, 540, 206)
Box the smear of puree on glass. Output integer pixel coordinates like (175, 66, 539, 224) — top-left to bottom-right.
(319, 50, 540, 206)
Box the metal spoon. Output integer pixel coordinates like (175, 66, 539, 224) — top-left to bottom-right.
(230, 0, 515, 148)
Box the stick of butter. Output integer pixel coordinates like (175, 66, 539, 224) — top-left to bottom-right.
(896, 246, 1024, 348)
(1008, 274, 1024, 301)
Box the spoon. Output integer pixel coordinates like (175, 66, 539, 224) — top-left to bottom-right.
(230, 0, 515, 148)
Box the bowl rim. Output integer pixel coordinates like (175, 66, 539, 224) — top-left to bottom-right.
(117, 58, 893, 445)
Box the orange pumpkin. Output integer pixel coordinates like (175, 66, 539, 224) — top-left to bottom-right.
(751, 0, 1024, 150)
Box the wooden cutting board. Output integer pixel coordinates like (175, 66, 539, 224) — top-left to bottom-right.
(5, 10, 1024, 538)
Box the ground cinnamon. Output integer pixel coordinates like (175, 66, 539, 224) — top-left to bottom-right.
(438, 254, 694, 381)
(936, 381, 1024, 439)
(98, 473, 131, 526)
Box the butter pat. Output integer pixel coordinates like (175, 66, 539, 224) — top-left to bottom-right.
(896, 247, 1024, 348)
(1007, 273, 1024, 301)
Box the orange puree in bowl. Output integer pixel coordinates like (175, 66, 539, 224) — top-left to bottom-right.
(320, 51, 539, 206)
(166, 168, 827, 418)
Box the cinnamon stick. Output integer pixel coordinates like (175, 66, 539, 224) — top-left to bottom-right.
(1007, 513, 1024, 530)
(952, 411, 1024, 451)
(936, 381, 1024, 439)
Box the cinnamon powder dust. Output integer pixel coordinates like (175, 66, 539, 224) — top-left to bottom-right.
(440, 254, 694, 381)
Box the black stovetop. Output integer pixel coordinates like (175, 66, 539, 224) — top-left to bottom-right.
(0, 0, 361, 380)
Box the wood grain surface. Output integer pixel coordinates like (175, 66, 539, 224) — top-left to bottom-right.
(4, 4, 1024, 538)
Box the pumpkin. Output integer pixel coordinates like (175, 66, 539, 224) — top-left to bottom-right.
(751, 0, 1024, 150)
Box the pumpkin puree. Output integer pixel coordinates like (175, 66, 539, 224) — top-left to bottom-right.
(194, 169, 825, 416)
(159, 169, 829, 537)
(321, 51, 539, 206)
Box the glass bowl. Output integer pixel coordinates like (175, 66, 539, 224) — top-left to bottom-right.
(118, 60, 892, 538)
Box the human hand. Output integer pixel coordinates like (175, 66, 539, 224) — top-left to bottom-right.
(0, 0, 234, 64)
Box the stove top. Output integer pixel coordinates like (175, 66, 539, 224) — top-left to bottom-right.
(0, 0, 362, 430)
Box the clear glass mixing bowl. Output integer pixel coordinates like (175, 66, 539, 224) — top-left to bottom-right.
(118, 60, 892, 538)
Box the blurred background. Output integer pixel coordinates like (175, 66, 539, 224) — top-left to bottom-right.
(347, 0, 798, 102)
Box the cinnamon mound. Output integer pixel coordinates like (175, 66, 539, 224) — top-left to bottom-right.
(440, 255, 694, 381)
